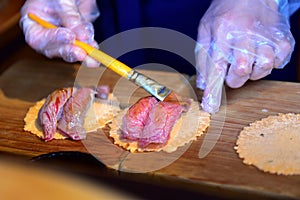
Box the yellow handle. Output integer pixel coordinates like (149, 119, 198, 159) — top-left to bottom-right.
(27, 13, 133, 78)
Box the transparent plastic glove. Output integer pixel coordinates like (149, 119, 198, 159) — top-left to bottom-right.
(20, 0, 100, 67)
(195, 0, 295, 114)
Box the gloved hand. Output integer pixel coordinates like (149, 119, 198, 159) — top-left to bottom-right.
(20, 0, 100, 67)
(195, 0, 295, 113)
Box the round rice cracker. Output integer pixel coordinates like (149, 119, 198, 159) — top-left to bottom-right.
(24, 94, 121, 140)
(235, 113, 300, 175)
(109, 100, 211, 153)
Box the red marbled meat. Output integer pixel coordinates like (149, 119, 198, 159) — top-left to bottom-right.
(38, 87, 75, 142)
(57, 87, 95, 140)
(121, 96, 184, 148)
(139, 102, 183, 148)
(121, 97, 158, 141)
(38, 85, 110, 141)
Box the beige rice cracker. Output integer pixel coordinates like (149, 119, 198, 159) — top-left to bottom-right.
(109, 100, 211, 153)
(24, 94, 120, 140)
(235, 113, 300, 175)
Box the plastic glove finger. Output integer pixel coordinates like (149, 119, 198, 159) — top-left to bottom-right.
(71, 22, 96, 43)
(201, 42, 228, 114)
(90, 40, 99, 49)
(225, 71, 249, 88)
(200, 21, 231, 113)
(195, 47, 208, 90)
(45, 44, 86, 62)
(201, 59, 227, 114)
(250, 67, 272, 81)
(231, 39, 256, 76)
(195, 27, 211, 89)
(250, 45, 274, 80)
(78, 0, 100, 22)
(82, 40, 100, 68)
(195, 22, 212, 90)
(274, 37, 295, 69)
(55, 0, 82, 27)
(226, 39, 255, 88)
(46, 42, 100, 66)
(82, 56, 100, 68)
(55, 0, 95, 42)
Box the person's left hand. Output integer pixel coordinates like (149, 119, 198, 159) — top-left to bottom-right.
(20, 0, 100, 67)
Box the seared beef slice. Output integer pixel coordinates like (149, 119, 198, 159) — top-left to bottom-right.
(139, 102, 183, 148)
(38, 87, 74, 142)
(121, 97, 158, 141)
(57, 87, 95, 140)
(122, 96, 183, 148)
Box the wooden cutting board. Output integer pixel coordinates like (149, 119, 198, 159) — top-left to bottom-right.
(1, 60, 300, 199)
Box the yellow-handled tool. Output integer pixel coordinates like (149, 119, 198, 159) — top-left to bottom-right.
(28, 13, 173, 101)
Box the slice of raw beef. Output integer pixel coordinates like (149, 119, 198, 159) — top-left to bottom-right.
(38, 87, 75, 142)
(57, 87, 95, 140)
(121, 96, 184, 148)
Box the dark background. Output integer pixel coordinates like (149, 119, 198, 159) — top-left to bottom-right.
(93, 0, 300, 81)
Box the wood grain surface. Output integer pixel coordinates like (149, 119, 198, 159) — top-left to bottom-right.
(1, 60, 300, 199)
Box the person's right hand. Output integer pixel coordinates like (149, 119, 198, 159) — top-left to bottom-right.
(20, 0, 100, 67)
(195, 0, 295, 114)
